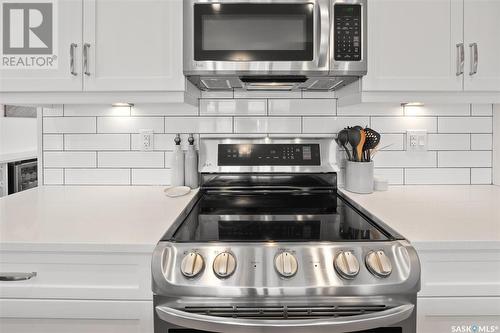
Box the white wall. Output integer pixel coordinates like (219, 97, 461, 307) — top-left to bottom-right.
(39, 100, 494, 186)
(494, 105, 500, 185)
(0, 117, 38, 156)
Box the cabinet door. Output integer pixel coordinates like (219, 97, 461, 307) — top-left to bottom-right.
(0, 299, 153, 333)
(0, 0, 83, 92)
(362, 0, 464, 91)
(417, 297, 500, 333)
(464, 0, 500, 91)
(83, 0, 184, 91)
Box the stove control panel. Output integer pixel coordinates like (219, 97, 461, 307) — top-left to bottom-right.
(274, 251, 298, 278)
(366, 250, 392, 278)
(213, 252, 237, 278)
(334, 250, 360, 279)
(218, 144, 321, 166)
(180, 252, 204, 278)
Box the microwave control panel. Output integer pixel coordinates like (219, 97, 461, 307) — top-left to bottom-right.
(334, 4, 362, 61)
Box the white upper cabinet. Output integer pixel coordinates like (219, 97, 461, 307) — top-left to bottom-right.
(463, 0, 500, 91)
(362, 0, 464, 91)
(0, 0, 83, 92)
(83, 0, 184, 91)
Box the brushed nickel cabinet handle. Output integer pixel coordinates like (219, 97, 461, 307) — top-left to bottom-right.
(0, 272, 37, 281)
(456, 43, 464, 76)
(469, 42, 478, 75)
(70, 43, 77, 76)
(83, 43, 91, 76)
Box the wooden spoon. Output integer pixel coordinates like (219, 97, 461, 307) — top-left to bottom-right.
(357, 129, 366, 162)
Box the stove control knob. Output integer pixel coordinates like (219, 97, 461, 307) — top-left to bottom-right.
(213, 252, 236, 278)
(366, 250, 392, 278)
(275, 251, 298, 278)
(181, 252, 204, 278)
(334, 251, 360, 279)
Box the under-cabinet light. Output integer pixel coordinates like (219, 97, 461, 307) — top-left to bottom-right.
(112, 103, 134, 107)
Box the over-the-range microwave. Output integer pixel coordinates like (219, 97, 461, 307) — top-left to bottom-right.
(184, 0, 367, 91)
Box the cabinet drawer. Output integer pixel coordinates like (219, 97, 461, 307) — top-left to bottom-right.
(417, 246, 500, 297)
(0, 250, 152, 300)
(417, 297, 500, 333)
(0, 299, 153, 333)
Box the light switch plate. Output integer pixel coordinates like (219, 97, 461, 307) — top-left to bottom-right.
(140, 130, 154, 151)
(407, 130, 427, 151)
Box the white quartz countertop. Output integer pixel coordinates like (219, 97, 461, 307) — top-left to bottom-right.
(0, 186, 198, 252)
(339, 185, 500, 248)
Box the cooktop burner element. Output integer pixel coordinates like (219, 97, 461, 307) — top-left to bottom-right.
(152, 138, 420, 333)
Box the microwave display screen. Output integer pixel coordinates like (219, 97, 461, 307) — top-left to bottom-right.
(194, 4, 314, 61)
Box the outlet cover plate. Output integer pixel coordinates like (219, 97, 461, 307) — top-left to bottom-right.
(407, 130, 427, 151)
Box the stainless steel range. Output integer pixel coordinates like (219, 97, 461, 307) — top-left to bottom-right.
(152, 138, 420, 333)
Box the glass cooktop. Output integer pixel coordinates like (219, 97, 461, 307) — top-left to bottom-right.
(167, 192, 394, 242)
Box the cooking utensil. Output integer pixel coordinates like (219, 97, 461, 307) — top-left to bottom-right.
(336, 129, 352, 161)
(357, 129, 366, 162)
(363, 128, 381, 161)
(347, 127, 361, 161)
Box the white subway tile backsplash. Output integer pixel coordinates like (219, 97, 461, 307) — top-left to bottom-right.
(438, 151, 492, 167)
(471, 104, 493, 116)
(132, 169, 171, 185)
(131, 103, 198, 116)
(200, 99, 267, 116)
(404, 104, 469, 116)
(374, 151, 437, 168)
(374, 168, 404, 185)
(378, 134, 405, 150)
(65, 134, 130, 151)
(301, 91, 336, 99)
(200, 91, 234, 99)
(371, 117, 437, 133)
(98, 151, 164, 168)
(165, 117, 232, 133)
(42, 106, 63, 117)
(471, 168, 492, 184)
(43, 134, 63, 150)
(438, 117, 492, 133)
(427, 134, 470, 151)
(65, 169, 130, 185)
(64, 105, 130, 117)
(405, 168, 471, 185)
(234, 117, 301, 134)
(338, 103, 403, 116)
(302, 117, 370, 133)
(98, 117, 164, 133)
(268, 99, 336, 116)
(43, 169, 64, 185)
(44, 152, 96, 168)
(471, 134, 493, 150)
(44, 117, 96, 134)
(42, 102, 493, 186)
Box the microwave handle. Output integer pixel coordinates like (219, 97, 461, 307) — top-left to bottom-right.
(316, 0, 329, 68)
(156, 304, 414, 333)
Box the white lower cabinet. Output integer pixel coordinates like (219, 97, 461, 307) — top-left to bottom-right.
(0, 299, 153, 333)
(417, 297, 500, 333)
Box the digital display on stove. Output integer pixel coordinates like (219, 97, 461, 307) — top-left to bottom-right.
(218, 144, 320, 166)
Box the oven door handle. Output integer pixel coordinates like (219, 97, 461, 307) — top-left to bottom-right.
(156, 303, 414, 333)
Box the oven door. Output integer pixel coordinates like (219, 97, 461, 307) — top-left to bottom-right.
(184, 0, 330, 75)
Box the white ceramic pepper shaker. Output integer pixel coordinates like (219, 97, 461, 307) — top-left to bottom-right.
(171, 134, 185, 186)
(184, 134, 198, 189)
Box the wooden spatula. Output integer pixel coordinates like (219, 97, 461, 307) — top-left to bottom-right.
(357, 129, 366, 162)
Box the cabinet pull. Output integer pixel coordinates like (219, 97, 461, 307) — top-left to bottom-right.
(469, 42, 478, 76)
(0, 272, 37, 281)
(83, 43, 91, 76)
(70, 43, 77, 76)
(456, 43, 464, 76)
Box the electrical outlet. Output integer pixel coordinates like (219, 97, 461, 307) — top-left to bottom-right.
(140, 130, 154, 151)
(407, 130, 427, 151)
